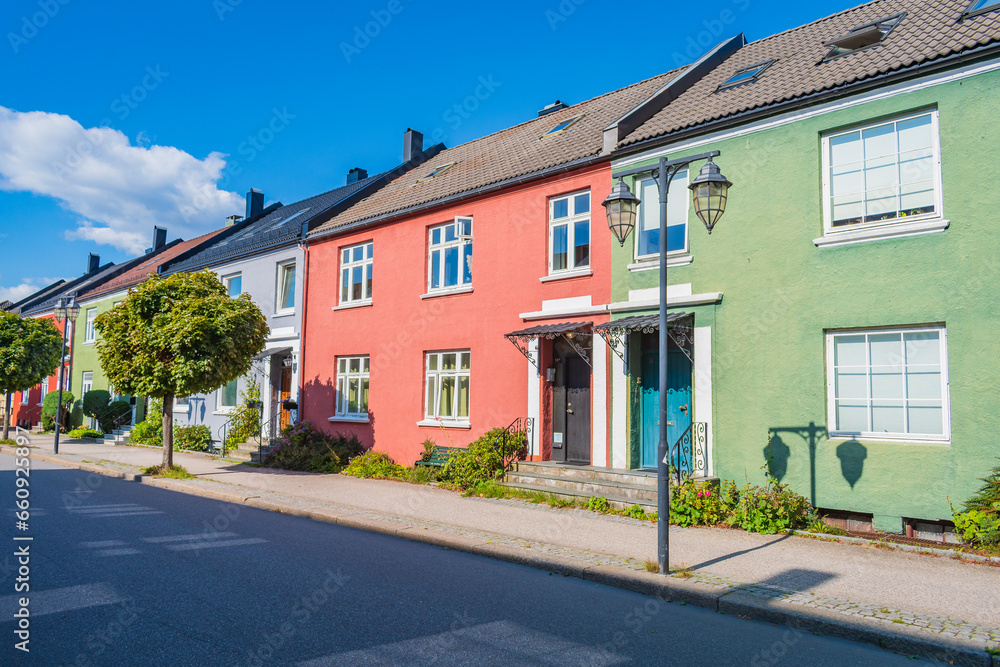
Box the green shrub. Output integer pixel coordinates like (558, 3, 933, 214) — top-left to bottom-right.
(130, 400, 163, 446)
(174, 425, 211, 451)
(41, 391, 74, 432)
(726, 477, 813, 534)
(68, 428, 103, 439)
(952, 461, 1000, 548)
(224, 382, 262, 451)
(624, 504, 650, 520)
(670, 479, 732, 527)
(267, 422, 365, 474)
(420, 438, 436, 462)
(342, 450, 405, 479)
(439, 427, 526, 490)
(82, 390, 111, 421)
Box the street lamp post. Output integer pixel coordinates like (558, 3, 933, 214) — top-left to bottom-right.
(602, 151, 732, 575)
(52, 296, 80, 455)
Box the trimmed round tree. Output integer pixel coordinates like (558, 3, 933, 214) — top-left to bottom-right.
(95, 271, 268, 468)
(0, 312, 63, 439)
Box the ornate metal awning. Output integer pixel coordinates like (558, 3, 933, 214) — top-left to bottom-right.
(593, 312, 693, 368)
(504, 321, 592, 369)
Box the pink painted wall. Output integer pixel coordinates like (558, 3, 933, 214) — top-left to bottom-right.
(9, 314, 66, 429)
(302, 164, 613, 464)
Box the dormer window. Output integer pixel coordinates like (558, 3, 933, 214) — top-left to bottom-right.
(716, 60, 776, 92)
(416, 162, 456, 184)
(543, 114, 583, 137)
(823, 13, 905, 60)
(964, 0, 1000, 18)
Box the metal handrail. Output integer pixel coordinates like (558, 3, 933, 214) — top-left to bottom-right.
(669, 422, 708, 484)
(496, 417, 533, 480)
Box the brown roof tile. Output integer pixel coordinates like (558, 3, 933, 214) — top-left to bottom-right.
(311, 70, 681, 235)
(78, 228, 228, 301)
(621, 0, 1000, 146)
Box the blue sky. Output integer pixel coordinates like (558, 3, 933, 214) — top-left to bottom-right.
(0, 0, 848, 301)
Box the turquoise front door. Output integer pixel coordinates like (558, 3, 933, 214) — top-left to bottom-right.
(640, 346, 693, 472)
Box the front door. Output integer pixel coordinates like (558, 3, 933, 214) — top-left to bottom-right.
(270, 354, 294, 437)
(640, 343, 693, 472)
(552, 338, 591, 464)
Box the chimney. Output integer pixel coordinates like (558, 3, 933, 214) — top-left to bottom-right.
(347, 167, 369, 184)
(87, 253, 100, 274)
(246, 189, 265, 220)
(152, 226, 167, 251)
(225, 215, 242, 227)
(538, 101, 569, 117)
(403, 128, 423, 162)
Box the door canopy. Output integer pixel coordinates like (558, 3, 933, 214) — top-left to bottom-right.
(504, 321, 593, 369)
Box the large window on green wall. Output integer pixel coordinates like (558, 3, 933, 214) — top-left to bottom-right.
(635, 171, 688, 260)
(826, 326, 950, 442)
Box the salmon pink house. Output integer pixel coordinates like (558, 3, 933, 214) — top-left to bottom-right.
(301, 72, 692, 467)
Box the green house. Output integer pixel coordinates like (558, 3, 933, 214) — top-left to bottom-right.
(599, 0, 1000, 535)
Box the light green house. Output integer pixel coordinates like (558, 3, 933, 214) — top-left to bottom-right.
(599, 1, 1000, 534)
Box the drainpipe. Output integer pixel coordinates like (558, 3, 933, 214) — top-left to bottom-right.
(298, 232, 310, 423)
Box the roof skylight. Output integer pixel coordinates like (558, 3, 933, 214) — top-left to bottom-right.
(542, 113, 583, 137)
(965, 0, 1000, 18)
(823, 13, 905, 60)
(415, 162, 456, 184)
(716, 60, 776, 92)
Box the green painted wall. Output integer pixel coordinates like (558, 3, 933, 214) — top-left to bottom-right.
(611, 68, 1000, 531)
(70, 293, 145, 428)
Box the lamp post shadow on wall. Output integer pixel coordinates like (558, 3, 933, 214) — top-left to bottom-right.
(52, 296, 80, 455)
(602, 152, 732, 575)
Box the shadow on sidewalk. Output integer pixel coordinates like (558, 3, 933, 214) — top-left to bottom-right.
(691, 533, 793, 571)
(750, 567, 837, 593)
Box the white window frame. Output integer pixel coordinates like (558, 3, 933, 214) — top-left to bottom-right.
(223, 273, 242, 298)
(275, 261, 296, 315)
(20, 388, 29, 405)
(81, 372, 93, 398)
(84, 308, 97, 343)
(339, 242, 374, 306)
(548, 190, 591, 276)
(820, 111, 944, 243)
(423, 350, 470, 425)
(334, 355, 370, 420)
(39, 379, 49, 406)
(633, 171, 690, 263)
(825, 325, 951, 443)
(217, 379, 239, 411)
(427, 218, 473, 294)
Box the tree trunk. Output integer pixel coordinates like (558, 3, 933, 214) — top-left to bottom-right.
(2, 393, 10, 441)
(162, 394, 174, 469)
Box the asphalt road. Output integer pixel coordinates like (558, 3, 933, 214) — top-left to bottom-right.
(0, 453, 930, 666)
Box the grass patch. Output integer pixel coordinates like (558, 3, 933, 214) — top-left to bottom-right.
(142, 465, 195, 479)
(985, 646, 999, 657)
(0, 438, 17, 445)
(464, 481, 588, 508)
(643, 559, 660, 574)
(671, 565, 694, 579)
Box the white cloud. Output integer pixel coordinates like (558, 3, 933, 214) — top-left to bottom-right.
(0, 276, 62, 304)
(0, 106, 244, 254)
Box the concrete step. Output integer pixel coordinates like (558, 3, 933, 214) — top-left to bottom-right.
(498, 481, 657, 512)
(225, 450, 254, 462)
(505, 471, 658, 503)
(514, 461, 658, 489)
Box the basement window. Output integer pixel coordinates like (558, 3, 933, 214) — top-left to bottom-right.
(543, 114, 583, 137)
(716, 60, 776, 92)
(964, 0, 1000, 18)
(822, 13, 905, 60)
(416, 162, 456, 184)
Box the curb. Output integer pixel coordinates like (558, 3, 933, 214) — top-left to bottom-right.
(5, 446, 996, 667)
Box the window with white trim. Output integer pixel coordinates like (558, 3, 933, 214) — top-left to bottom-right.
(39, 378, 48, 405)
(425, 351, 470, 423)
(827, 326, 950, 441)
(428, 218, 472, 292)
(823, 111, 941, 234)
(340, 242, 373, 305)
(335, 356, 370, 418)
(20, 388, 29, 405)
(223, 274, 242, 298)
(276, 261, 296, 314)
(549, 191, 590, 274)
(81, 372, 93, 398)
(84, 308, 97, 342)
(218, 379, 239, 409)
(635, 171, 689, 260)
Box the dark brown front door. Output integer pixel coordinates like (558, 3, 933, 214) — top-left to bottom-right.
(552, 338, 591, 464)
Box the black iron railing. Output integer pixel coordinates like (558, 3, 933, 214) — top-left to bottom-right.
(668, 422, 708, 484)
(496, 417, 533, 479)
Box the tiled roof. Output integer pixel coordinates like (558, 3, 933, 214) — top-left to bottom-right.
(78, 228, 228, 301)
(621, 0, 1000, 146)
(310, 70, 680, 235)
(166, 174, 387, 272)
(21, 263, 128, 315)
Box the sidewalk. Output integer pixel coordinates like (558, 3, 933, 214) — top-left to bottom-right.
(6, 435, 1000, 666)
